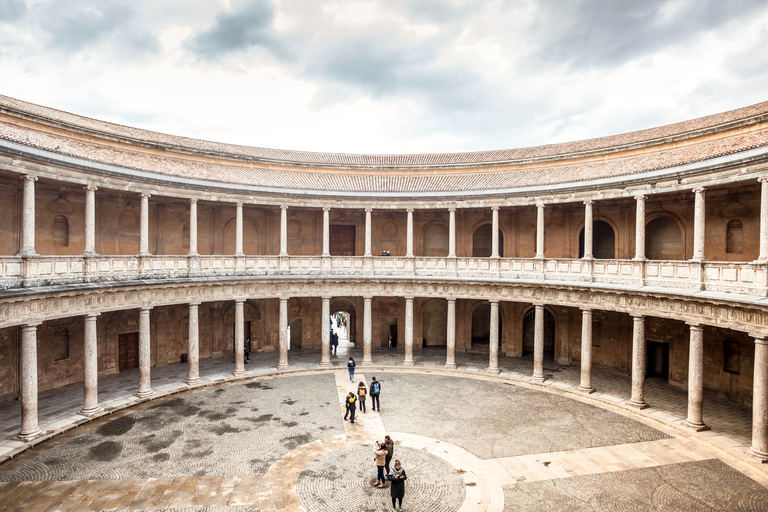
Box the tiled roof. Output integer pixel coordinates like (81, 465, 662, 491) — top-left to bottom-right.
(0, 94, 767, 192)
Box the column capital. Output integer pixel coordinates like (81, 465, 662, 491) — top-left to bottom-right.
(448, 206, 456, 213)
(635, 194, 646, 201)
(189, 301, 202, 307)
(321, 296, 332, 301)
(363, 296, 373, 301)
(189, 197, 198, 205)
(536, 202, 545, 209)
(752, 335, 768, 346)
(84, 184, 98, 192)
(140, 307, 153, 313)
(583, 200, 594, 206)
(84, 312, 101, 319)
(446, 297, 456, 303)
(580, 307, 592, 313)
(279, 297, 289, 303)
(280, 205, 288, 210)
(404, 296, 414, 302)
(687, 323, 703, 331)
(322, 206, 330, 212)
(140, 192, 151, 199)
(491, 206, 499, 211)
(533, 303, 545, 308)
(236, 201, 243, 208)
(21, 174, 38, 182)
(21, 322, 42, 330)
(365, 207, 372, 213)
(406, 208, 414, 213)
(631, 313, 645, 320)
(692, 187, 706, 194)
(759, 177, 768, 184)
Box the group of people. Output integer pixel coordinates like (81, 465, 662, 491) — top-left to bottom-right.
(343, 371, 382, 424)
(375, 437, 406, 510)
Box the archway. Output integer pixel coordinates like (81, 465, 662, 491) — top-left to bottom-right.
(223, 218, 260, 255)
(578, 220, 616, 259)
(330, 298, 357, 352)
(472, 224, 504, 257)
(423, 223, 449, 256)
(646, 216, 684, 260)
(522, 307, 555, 357)
(470, 303, 502, 348)
(422, 299, 447, 347)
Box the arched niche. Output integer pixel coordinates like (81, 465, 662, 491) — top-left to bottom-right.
(578, 220, 616, 259)
(423, 223, 449, 257)
(470, 302, 503, 348)
(472, 223, 504, 257)
(646, 214, 685, 260)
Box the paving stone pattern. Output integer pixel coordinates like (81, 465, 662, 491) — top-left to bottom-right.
(296, 445, 465, 512)
(0, 374, 342, 481)
(95, 507, 259, 512)
(503, 459, 768, 511)
(375, 372, 670, 459)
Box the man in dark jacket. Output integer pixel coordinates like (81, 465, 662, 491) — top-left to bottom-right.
(370, 376, 381, 411)
(344, 392, 356, 424)
(384, 435, 394, 474)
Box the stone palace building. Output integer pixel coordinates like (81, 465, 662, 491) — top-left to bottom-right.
(0, 95, 767, 463)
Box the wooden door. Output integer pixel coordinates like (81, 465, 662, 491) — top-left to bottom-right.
(118, 332, 139, 371)
(330, 225, 356, 256)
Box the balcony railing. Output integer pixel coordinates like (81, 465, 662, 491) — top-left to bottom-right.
(1, 254, 766, 297)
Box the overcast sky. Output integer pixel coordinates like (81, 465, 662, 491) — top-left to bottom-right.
(1, 0, 767, 154)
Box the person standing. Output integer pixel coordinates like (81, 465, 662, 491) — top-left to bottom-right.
(370, 376, 381, 411)
(384, 435, 394, 474)
(374, 441, 388, 488)
(344, 392, 356, 424)
(387, 459, 407, 511)
(347, 357, 356, 381)
(331, 332, 338, 354)
(357, 381, 367, 413)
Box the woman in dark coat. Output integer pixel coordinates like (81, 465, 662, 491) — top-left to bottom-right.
(387, 459, 407, 511)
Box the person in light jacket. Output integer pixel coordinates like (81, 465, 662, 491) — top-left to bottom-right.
(374, 440, 388, 488)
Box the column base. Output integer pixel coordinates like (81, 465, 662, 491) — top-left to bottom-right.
(746, 446, 768, 463)
(277, 363, 291, 371)
(78, 405, 103, 417)
(17, 428, 42, 442)
(186, 377, 203, 385)
(486, 368, 500, 375)
(625, 399, 648, 410)
(530, 374, 546, 383)
(135, 389, 154, 399)
(402, 360, 415, 367)
(361, 360, 374, 366)
(319, 361, 333, 368)
(577, 385, 596, 394)
(682, 420, 710, 432)
(444, 363, 457, 369)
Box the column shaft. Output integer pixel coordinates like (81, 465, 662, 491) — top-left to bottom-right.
(233, 299, 245, 375)
(487, 301, 500, 374)
(404, 297, 414, 366)
(136, 308, 153, 398)
(189, 198, 198, 256)
(536, 204, 545, 258)
(139, 193, 150, 256)
(278, 298, 290, 369)
(279, 206, 288, 256)
(80, 314, 102, 415)
(235, 202, 244, 256)
(758, 179, 768, 262)
(578, 309, 595, 393)
(187, 303, 202, 384)
(532, 304, 546, 382)
(634, 195, 646, 260)
(445, 298, 457, 369)
(362, 297, 373, 365)
(748, 337, 768, 461)
(21, 176, 37, 256)
(692, 188, 706, 261)
(321, 297, 331, 366)
(684, 324, 708, 430)
(322, 208, 330, 256)
(627, 315, 648, 409)
(365, 208, 372, 257)
(18, 324, 42, 440)
(84, 185, 97, 255)
(406, 209, 414, 257)
(448, 207, 456, 257)
(491, 207, 500, 258)
(583, 201, 593, 259)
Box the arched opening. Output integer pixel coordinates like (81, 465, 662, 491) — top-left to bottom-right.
(522, 307, 555, 357)
(224, 300, 263, 355)
(331, 298, 357, 354)
(52, 215, 69, 247)
(726, 219, 744, 254)
(422, 299, 447, 347)
(423, 223, 449, 257)
(223, 218, 260, 255)
(646, 216, 684, 260)
(578, 220, 616, 259)
(470, 303, 502, 348)
(472, 224, 504, 257)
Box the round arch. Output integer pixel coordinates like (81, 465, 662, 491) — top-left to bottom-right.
(520, 305, 556, 358)
(471, 222, 505, 257)
(646, 212, 687, 260)
(223, 217, 261, 255)
(469, 301, 504, 349)
(330, 297, 357, 345)
(422, 221, 449, 257)
(578, 218, 617, 259)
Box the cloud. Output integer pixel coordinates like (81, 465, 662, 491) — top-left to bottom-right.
(0, 0, 25, 23)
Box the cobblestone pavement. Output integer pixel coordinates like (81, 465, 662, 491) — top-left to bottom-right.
(296, 445, 465, 512)
(503, 459, 768, 511)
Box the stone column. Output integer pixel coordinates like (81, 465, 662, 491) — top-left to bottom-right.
(448, 207, 456, 257)
(189, 198, 198, 256)
(362, 296, 373, 365)
(322, 207, 330, 257)
(487, 301, 500, 374)
(80, 314, 102, 416)
(186, 303, 202, 384)
(583, 201, 593, 260)
(578, 308, 595, 393)
(491, 206, 500, 258)
(364, 208, 372, 257)
(406, 209, 414, 257)
(139, 193, 151, 256)
(757, 178, 768, 262)
(84, 185, 97, 256)
(20, 175, 37, 256)
(18, 323, 42, 441)
(445, 298, 457, 369)
(535, 203, 545, 259)
(683, 324, 708, 431)
(278, 298, 290, 370)
(748, 336, 768, 462)
(692, 187, 706, 261)
(279, 205, 288, 256)
(136, 307, 154, 398)
(404, 297, 415, 366)
(627, 314, 648, 409)
(634, 195, 646, 260)
(321, 297, 332, 366)
(532, 304, 546, 382)
(232, 299, 245, 376)
(235, 201, 244, 256)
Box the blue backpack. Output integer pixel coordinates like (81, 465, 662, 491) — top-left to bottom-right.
(372, 381, 380, 394)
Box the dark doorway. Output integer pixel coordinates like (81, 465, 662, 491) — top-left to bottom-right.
(118, 332, 139, 371)
(289, 319, 302, 350)
(578, 220, 616, 259)
(472, 224, 504, 257)
(471, 303, 503, 347)
(522, 308, 555, 357)
(646, 341, 669, 379)
(380, 318, 398, 348)
(232, 321, 251, 353)
(330, 225, 356, 256)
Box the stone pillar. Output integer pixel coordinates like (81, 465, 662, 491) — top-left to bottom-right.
(683, 324, 708, 431)
(491, 206, 500, 258)
(186, 303, 202, 384)
(80, 314, 102, 416)
(627, 314, 648, 409)
(757, 178, 768, 262)
(692, 187, 706, 261)
(18, 323, 42, 441)
(406, 209, 414, 257)
(362, 296, 373, 366)
(84, 185, 97, 256)
(364, 208, 372, 257)
(232, 299, 245, 376)
(139, 193, 151, 256)
(20, 175, 37, 256)
(531, 304, 546, 382)
(535, 203, 545, 259)
(189, 198, 198, 256)
(321, 297, 331, 366)
(583, 201, 593, 260)
(487, 301, 500, 374)
(748, 336, 768, 462)
(322, 207, 330, 257)
(634, 195, 646, 260)
(448, 207, 456, 257)
(445, 298, 457, 369)
(235, 201, 244, 256)
(279, 205, 288, 256)
(278, 298, 290, 370)
(403, 297, 415, 366)
(136, 308, 154, 398)
(578, 308, 595, 393)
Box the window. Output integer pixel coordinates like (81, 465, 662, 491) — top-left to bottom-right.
(726, 219, 743, 254)
(52, 215, 69, 247)
(723, 340, 741, 374)
(53, 328, 69, 361)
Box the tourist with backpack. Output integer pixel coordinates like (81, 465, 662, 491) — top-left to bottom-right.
(357, 381, 367, 413)
(344, 392, 356, 424)
(347, 357, 356, 381)
(370, 376, 381, 411)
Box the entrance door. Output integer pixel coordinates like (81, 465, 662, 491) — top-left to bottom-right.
(646, 341, 669, 379)
(118, 332, 139, 371)
(289, 319, 302, 350)
(330, 225, 356, 256)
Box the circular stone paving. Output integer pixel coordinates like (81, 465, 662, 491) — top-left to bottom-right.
(296, 445, 466, 512)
